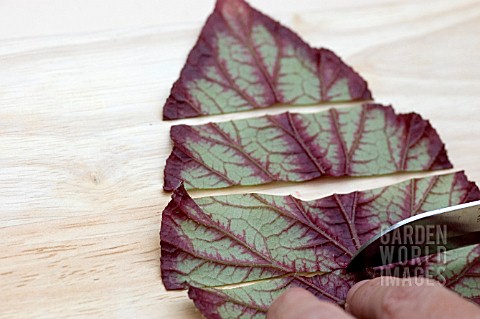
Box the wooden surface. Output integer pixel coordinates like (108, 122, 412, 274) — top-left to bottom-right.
(1, 0, 480, 317)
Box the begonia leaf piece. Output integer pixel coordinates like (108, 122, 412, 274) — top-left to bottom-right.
(163, 104, 452, 191)
(160, 171, 479, 290)
(160, 172, 480, 318)
(162, 0, 372, 120)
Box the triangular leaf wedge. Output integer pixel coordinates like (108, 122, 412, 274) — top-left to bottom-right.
(163, 0, 372, 120)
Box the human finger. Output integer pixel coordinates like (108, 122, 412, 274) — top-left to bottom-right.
(267, 287, 354, 319)
(345, 276, 480, 319)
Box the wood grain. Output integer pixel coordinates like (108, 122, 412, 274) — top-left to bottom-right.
(1, 0, 479, 317)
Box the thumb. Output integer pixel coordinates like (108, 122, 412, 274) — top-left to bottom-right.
(345, 276, 480, 319)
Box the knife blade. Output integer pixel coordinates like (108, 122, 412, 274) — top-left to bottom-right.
(347, 200, 480, 272)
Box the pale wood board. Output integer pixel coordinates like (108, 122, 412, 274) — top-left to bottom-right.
(1, 0, 480, 317)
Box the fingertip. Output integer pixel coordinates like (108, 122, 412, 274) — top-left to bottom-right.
(345, 279, 370, 312)
(272, 287, 315, 308)
(346, 280, 370, 303)
(345, 277, 389, 318)
(268, 288, 316, 319)
(268, 287, 354, 319)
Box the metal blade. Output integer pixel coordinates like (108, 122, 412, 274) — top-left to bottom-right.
(347, 200, 480, 272)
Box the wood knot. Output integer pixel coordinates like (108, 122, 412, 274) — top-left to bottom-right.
(90, 172, 100, 185)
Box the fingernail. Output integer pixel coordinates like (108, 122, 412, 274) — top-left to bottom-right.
(345, 280, 370, 313)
